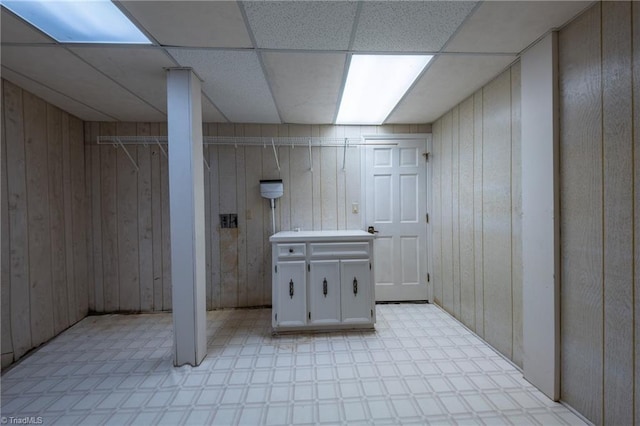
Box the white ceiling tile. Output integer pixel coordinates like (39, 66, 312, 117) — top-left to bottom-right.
(168, 49, 280, 123)
(1, 46, 165, 122)
(69, 47, 175, 115)
(119, 1, 252, 48)
(387, 55, 517, 124)
(242, 1, 357, 50)
(352, 1, 478, 52)
(202, 95, 227, 123)
(1, 66, 114, 121)
(1, 8, 54, 43)
(262, 52, 345, 124)
(445, 1, 592, 53)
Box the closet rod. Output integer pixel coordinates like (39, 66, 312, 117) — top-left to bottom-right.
(96, 135, 398, 147)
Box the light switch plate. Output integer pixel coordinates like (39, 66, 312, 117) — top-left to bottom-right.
(352, 203, 359, 214)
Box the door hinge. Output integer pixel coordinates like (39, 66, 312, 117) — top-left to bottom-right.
(308, 312, 311, 320)
(275, 313, 277, 321)
(427, 273, 430, 282)
(275, 265, 278, 273)
(369, 263, 372, 270)
(423, 152, 429, 162)
(426, 213, 429, 223)
(308, 264, 310, 272)
(371, 309, 373, 317)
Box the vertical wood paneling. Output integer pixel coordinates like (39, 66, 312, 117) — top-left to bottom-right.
(202, 125, 212, 309)
(278, 125, 292, 232)
(160, 123, 171, 310)
(440, 112, 454, 314)
(69, 116, 88, 319)
(451, 106, 461, 319)
(633, 4, 640, 424)
(136, 123, 153, 311)
(431, 120, 443, 306)
(344, 126, 362, 230)
(116, 123, 139, 312)
(83, 126, 95, 313)
(4, 81, 31, 359)
(244, 125, 264, 307)
(1, 81, 14, 361)
(458, 97, 475, 329)
(82, 122, 424, 316)
(62, 113, 78, 322)
(320, 127, 338, 230)
(149, 124, 163, 311)
(289, 125, 313, 231)
(431, 65, 522, 364)
(510, 62, 523, 367)
(100, 123, 119, 312)
(47, 105, 69, 333)
(558, 4, 603, 422)
(235, 126, 248, 307)
(473, 90, 484, 338)
(482, 71, 513, 358)
(89, 125, 104, 313)
(2, 82, 88, 368)
(208, 127, 222, 309)
(23, 92, 54, 347)
(261, 125, 279, 305)
(218, 125, 238, 308)
(601, 3, 634, 423)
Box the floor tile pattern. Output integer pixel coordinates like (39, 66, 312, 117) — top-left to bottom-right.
(1, 304, 586, 425)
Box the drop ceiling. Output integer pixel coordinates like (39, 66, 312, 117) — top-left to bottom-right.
(0, 1, 592, 125)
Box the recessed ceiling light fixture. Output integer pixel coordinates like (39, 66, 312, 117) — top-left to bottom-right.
(336, 54, 433, 125)
(1, 0, 150, 44)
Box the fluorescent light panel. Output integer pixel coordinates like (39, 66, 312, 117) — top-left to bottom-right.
(1, 0, 150, 44)
(336, 54, 432, 125)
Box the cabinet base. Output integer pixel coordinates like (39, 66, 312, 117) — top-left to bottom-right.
(272, 323, 375, 334)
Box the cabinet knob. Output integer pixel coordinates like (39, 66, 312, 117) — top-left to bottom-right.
(289, 248, 294, 253)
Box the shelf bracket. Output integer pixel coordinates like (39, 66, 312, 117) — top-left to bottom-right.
(116, 137, 139, 172)
(155, 137, 168, 158)
(203, 154, 211, 172)
(271, 138, 281, 172)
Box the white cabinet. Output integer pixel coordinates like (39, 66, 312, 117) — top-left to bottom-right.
(270, 231, 376, 332)
(340, 259, 372, 324)
(274, 260, 306, 327)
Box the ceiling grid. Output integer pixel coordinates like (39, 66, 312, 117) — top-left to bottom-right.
(0, 1, 593, 124)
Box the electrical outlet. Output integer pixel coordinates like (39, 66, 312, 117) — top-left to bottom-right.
(220, 214, 229, 228)
(352, 202, 359, 214)
(229, 214, 238, 229)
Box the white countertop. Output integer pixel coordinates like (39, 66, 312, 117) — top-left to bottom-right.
(269, 230, 374, 243)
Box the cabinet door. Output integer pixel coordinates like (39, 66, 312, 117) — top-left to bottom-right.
(340, 259, 372, 324)
(309, 260, 341, 325)
(275, 261, 307, 327)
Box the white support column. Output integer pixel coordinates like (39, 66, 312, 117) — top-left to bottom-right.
(521, 32, 560, 400)
(166, 68, 207, 367)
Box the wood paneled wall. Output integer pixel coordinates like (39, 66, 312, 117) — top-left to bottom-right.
(558, 2, 639, 424)
(431, 64, 523, 367)
(1, 80, 89, 368)
(84, 123, 429, 312)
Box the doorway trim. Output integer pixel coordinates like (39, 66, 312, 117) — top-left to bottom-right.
(359, 133, 432, 302)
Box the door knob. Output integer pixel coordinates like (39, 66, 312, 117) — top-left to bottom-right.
(367, 226, 379, 235)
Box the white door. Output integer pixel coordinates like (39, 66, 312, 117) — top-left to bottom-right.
(364, 138, 428, 301)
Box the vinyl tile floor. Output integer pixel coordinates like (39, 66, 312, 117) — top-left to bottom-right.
(0, 303, 586, 425)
